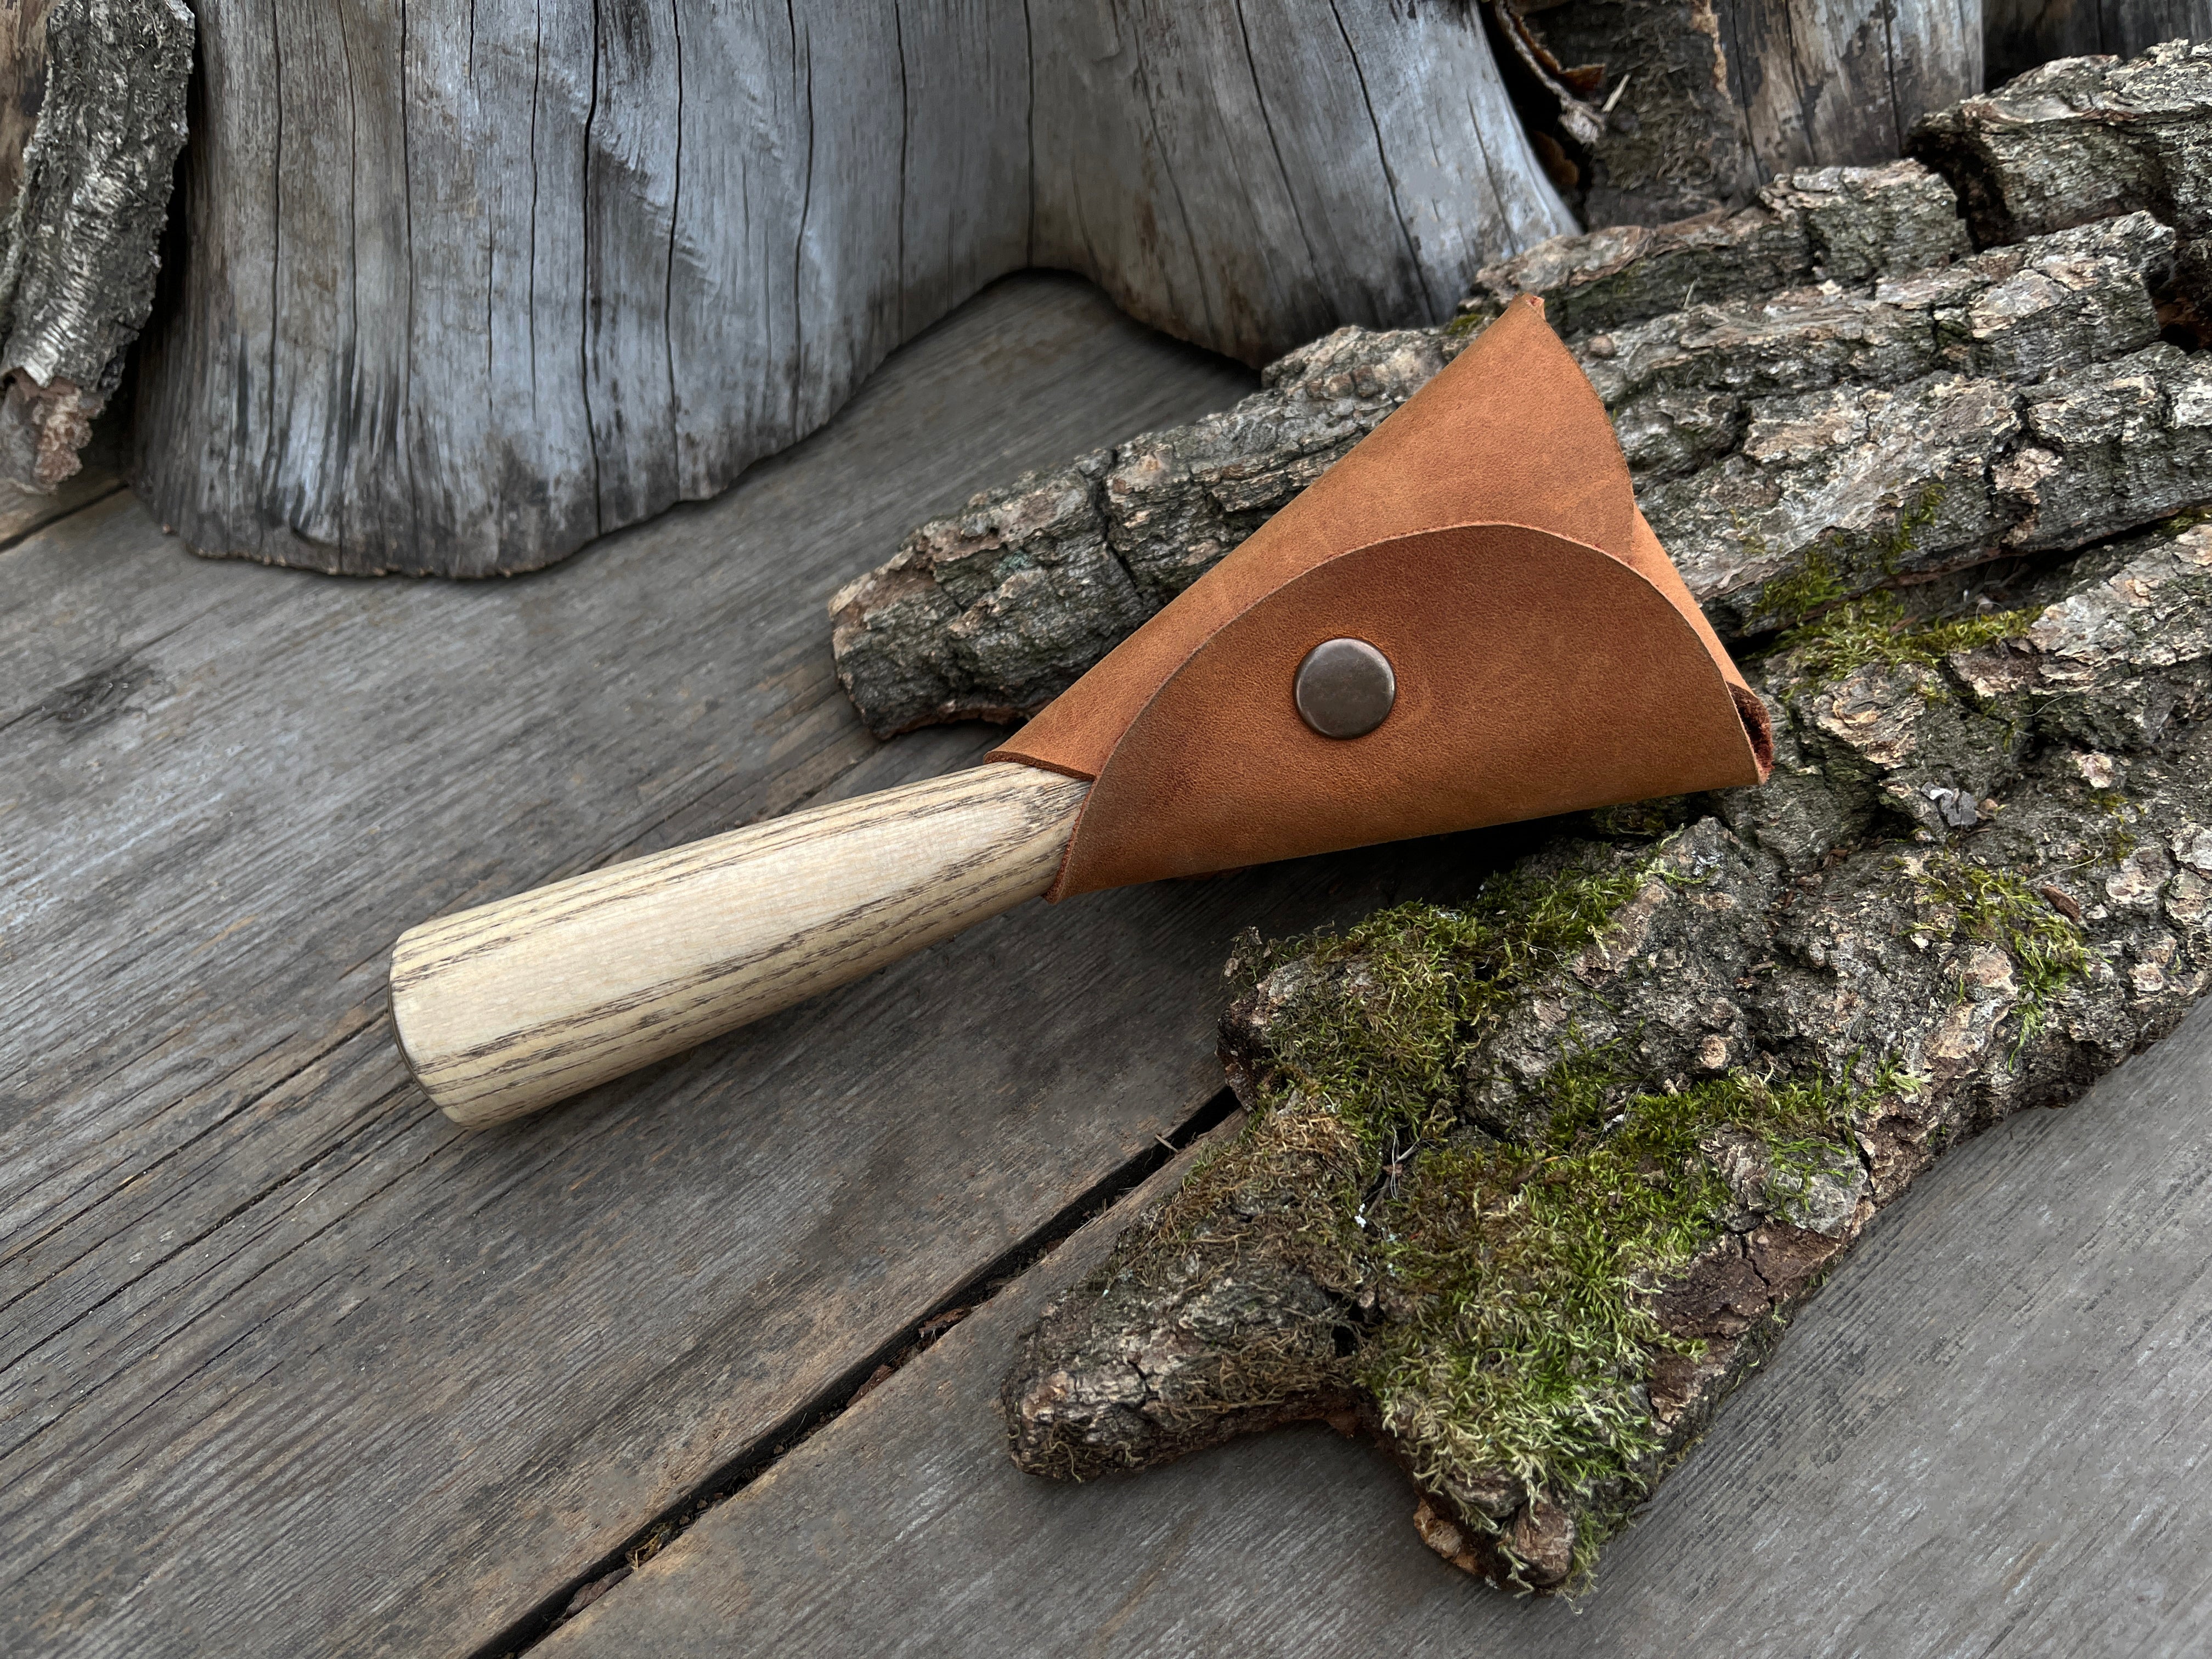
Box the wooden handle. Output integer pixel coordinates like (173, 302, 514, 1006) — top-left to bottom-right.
(390, 763, 1090, 1127)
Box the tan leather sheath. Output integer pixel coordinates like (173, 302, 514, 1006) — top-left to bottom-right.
(990, 296, 1773, 901)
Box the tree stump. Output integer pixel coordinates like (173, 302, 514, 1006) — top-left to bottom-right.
(126, 1, 1577, 579)
(111, 1, 1988, 580)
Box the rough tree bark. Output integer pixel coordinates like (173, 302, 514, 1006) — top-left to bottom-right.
(0, 0, 190, 498)
(126, 1, 1576, 579)
(831, 42, 2212, 740)
(1000, 517, 2212, 1588)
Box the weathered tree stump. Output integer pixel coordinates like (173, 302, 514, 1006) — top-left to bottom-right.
(126, 1, 1579, 578)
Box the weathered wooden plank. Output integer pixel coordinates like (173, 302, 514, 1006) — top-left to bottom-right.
(0, 275, 1556, 1658)
(0, 458, 120, 544)
(540, 996, 2212, 1658)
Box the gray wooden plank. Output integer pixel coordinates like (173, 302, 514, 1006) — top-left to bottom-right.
(541, 996, 2212, 1658)
(0, 273, 1543, 1658)
(0, 463, 118, 546)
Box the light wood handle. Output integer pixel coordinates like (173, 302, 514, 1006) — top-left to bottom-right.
(390, 763, 1090, 1127)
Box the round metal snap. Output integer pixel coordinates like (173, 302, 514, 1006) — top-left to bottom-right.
(1294, 637, 1396, 738)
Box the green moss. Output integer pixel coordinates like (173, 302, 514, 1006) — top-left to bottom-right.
(1443, 307, 1497, 340)
(1750, 535, 1841, 624)
(1355, 1064, 1867, 1590)
(1585, 797, 1697, 840)
(1906, 849, 2098, 1049)
(1751, 482, 1951, 627)
(1876, 480, 1949, 574)
(1914, 607, 2038, 658)
(1235, 858, 1648, 1155)
(1775, 587, 2035, 686)
(1169, 860, 1658, 1303)
(1218, 851, 1897, 1591)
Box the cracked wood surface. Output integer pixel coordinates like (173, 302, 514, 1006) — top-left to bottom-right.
(536, 999, 2212, 1658)
(0, 275, 1519, 1658)
(128, 0, 1576, 579)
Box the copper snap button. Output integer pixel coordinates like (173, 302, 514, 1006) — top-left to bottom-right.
(1294, 637, 1396, 738)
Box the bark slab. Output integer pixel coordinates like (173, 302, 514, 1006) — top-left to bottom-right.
(833, 44, 2212, 740)
(1001, 518, 2212, 1589)
(0, 0, 190, 496)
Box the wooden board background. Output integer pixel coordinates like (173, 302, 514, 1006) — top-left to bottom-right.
(1, 274, 1538, 1657)
(13, 266, 2212, 1659)
(546, 998, 2212, 1658)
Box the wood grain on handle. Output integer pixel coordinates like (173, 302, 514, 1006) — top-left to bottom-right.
(390, 763, 1090, 1127)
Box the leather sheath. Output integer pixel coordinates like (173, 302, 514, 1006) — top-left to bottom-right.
(990, 295, 1774, 902)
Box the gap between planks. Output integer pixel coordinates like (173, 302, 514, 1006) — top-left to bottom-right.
(476, 1088, 1246, 1659)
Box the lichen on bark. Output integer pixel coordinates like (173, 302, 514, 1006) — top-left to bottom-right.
(1000, 521, 2212, 1591)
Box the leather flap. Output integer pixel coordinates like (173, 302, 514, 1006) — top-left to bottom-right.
(988, 296, 1771, 901)
(1043, 522, 1768, 898)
